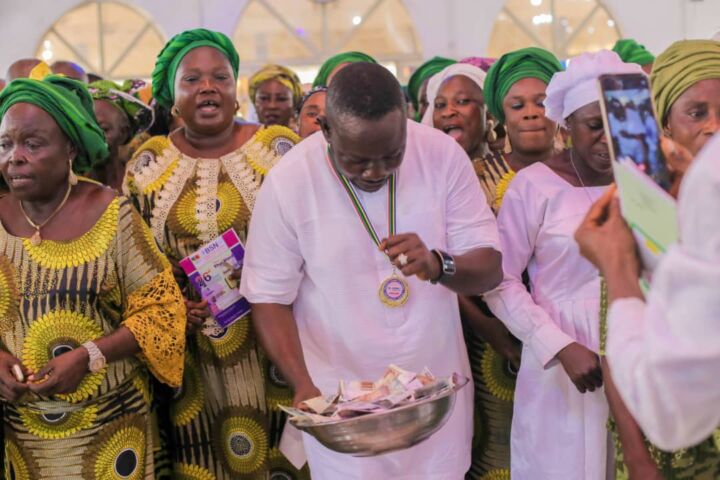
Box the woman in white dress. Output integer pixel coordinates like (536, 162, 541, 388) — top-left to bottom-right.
(484, 50, 642, 480)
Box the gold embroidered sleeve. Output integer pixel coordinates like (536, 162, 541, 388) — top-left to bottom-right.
(123, 267, 186, 387)
(115, 198, 186, 387)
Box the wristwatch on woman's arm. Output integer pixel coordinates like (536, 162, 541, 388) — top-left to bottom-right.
(82, 340, 107, 373)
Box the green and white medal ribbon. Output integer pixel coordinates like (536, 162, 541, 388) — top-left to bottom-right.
(327, 147, 409, 307)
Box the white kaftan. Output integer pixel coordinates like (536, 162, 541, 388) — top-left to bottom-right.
(607, 133, 720, 451)
(240, 121, 500, 479)
(484, 162, 611, 480)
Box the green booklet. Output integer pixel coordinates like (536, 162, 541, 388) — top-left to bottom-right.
(613, 159, 678, 289)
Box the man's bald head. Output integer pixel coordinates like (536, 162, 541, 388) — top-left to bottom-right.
(6, 58, 41, 82)
(326, 62, 405, 124)
(51, 61, 88, 83)
(320, 62, 407, 193)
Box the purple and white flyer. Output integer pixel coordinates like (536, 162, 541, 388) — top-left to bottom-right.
(179, 228, 250, 328)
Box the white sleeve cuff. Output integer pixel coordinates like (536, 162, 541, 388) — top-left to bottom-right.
(532, 322, 576, 368)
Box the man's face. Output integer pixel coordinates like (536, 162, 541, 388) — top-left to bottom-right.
(321, 109, 406, 192)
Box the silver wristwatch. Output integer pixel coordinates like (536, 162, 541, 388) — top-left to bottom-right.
(82, 340, 107, 373)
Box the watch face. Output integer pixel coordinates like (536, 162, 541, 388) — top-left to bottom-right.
(445, 260, 456, 275)
(443, 255, 456, 275)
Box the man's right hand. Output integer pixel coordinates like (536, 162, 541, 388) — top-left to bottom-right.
(293, 383, 322, 409)
(556, 342, 603, 393)
(0, 351, 29, 402)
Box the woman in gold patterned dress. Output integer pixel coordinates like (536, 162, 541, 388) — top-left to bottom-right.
(124, 29, 304, 480)
(0, 75, 186, 479)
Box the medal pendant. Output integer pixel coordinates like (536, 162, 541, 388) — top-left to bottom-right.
(379, 273, 409, 307)
(30, 230, 42, 246)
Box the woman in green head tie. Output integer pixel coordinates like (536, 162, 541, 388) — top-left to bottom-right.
(603, 38, 720, 480)
(312, 50, 377, 87)
(0, 75, 186, 479)
(652, 39, 720, 157)
(408, 56, 455, 120)
(125, 28, 305, 480)
(483, 46, 563, 208)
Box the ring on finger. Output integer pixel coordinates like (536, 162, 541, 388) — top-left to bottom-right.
(397, 253, 409, 267)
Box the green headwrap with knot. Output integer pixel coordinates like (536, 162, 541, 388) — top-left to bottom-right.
(483, 47, 563, 124)
(651, 39, 720, 125)
(151, 28, 240, 108)
(407, 56, 456, 112)
(0, 75, 108, 173)
(612, 39, 655, 66)
(312, 51, 377, 88)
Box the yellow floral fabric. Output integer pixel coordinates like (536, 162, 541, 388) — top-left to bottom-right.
(124, 125, 307, 480)
(465, 151, 517, 479)
(0, 193, 186, 479)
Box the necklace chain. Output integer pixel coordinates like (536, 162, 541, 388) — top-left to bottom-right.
(19, 183, 73, 245)
(569, 150, 595, 205)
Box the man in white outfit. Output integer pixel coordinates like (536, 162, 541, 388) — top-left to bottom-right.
(240, 62, 503, 479)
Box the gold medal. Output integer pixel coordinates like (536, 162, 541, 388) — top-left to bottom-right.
(379, 272, 409, 308)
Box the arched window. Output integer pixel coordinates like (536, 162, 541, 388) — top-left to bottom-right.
(233, 0, 422, 83)
(488, 0, 621, 59)
(36, 1, 165, 80)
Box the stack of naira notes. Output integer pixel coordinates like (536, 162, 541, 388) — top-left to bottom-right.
(281, 364, 462, 424)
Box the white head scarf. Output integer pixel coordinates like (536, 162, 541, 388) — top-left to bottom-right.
(544, 49, 643, 124)
(420, 63, 487, 127)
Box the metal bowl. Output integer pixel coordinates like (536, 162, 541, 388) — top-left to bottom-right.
(291, 377, 468, 457)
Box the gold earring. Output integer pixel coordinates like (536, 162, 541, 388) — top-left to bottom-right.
(68, 159, 78, 186)
(171, 105, 180, 117)
(235, 101, 240, 113)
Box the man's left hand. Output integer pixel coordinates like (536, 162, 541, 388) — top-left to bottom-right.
(379, 233, 441, 282)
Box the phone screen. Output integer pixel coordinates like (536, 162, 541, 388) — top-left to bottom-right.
(599, 73, 671, 191)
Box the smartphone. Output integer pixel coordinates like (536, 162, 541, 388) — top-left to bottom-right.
(598, 73, 671, 191)
(598, 73, 679, 283)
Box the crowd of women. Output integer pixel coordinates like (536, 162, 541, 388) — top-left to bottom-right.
(0, 23, 718, 480)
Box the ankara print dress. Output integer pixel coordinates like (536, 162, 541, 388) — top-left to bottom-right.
(125, 125, 310, 480)
(0, 192, 186, 479)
